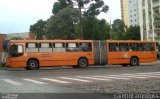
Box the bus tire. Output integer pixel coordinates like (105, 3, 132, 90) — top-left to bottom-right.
(27, 59, 39, 70)
(130, 57, 139, 66)
(78, 58, 88, 68)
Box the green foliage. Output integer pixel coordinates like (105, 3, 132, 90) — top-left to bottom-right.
(47, 7, 80, 39)
(10, 37, 23, 40)
(30, 19, 47, 40)
(112, 19, 125, 32)
(52, 2, 60, 14)
(126, 25, 140, 40)
(81, 17, 110, 40)
(112, 32, 126, 40)
(52, 0, 73, 14)
(30, 0, 139, 40)
(84, 0, 109, 16)
(111, 19, 140, 40)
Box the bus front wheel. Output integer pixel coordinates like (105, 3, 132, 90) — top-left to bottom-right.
(130, 57, 139, 66)
(27, 59, 39, 70)
(78, 58, 88, 68)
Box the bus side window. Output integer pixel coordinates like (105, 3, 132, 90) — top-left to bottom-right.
(119, 43, 129, 52)
(149, 43, 155, 51)
(26, 43, 39, 53)
(109, 43, 119, 52)
(79, 43, 92, 52)
(140, 43, 149, 51)
(129, 43, 139, 51)
(66, 43, 79, 52)
(39, 43, 52, 52)
(53, 43, 65, 52)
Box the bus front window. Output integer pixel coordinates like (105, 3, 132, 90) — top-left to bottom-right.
(9, 44, 23, 57)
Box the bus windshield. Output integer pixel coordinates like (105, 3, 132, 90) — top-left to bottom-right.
(9, 44, 23, 57)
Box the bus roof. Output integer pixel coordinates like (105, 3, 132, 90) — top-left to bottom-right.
(9, 40, 94, 43)
(106, 40, 156, 43)
(9, 40, 156, 43)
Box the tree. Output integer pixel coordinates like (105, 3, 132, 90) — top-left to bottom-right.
(111, 19, 126, 40)
(74, 0, 109, 39)
(126, 25, 140, 40)
(52, 0, 109, 39)
(112, 19, 125, 32)
(30, 19, 47, 40)
(52, 0, 73, 14)
(47, 7, 80, 39)
(81, 17, 110, 40)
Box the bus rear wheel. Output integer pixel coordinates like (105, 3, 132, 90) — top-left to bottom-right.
(78, 58, 88, 68)
(27, 59, 39, 70)
(130, 57, 139, 66)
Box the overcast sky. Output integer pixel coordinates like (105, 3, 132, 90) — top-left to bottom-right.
(0, 0, 121, 33)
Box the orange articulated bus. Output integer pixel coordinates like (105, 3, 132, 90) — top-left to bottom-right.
(6, 40, 158, 70)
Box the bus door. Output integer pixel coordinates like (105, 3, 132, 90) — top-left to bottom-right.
(107, 42, 124, 64)
(93, 40, 107, 65)
(8, 43, 26, 67)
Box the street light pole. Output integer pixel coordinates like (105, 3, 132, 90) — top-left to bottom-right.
(80, 6, 83, 40)
(110, 17, 112, 40)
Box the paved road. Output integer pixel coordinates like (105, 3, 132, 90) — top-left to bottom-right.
(0, 64, 160, 99)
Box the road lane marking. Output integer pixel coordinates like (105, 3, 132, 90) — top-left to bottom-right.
(95, 74, 160, 79)
(136, 72, 160, 75)
(107, 72, 160, 77)
(41, 78, 71, 84)
(23, 79, 48, 84)
(122, 73, 160, 76)
(107, 74, 160, 78)
(93, 76, 131, 80)
(77, 76, 111, 81)
(59, 77, 92, 82)
(2, 79, 22, 86)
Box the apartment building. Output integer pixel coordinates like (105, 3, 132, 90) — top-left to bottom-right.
(120, 0, 139, 27)
(139, 0, 160, 41)
(121, 0, 129, 26)
(121, 0, 160, 42)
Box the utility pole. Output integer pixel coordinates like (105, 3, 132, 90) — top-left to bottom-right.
(79, 5, 83, 40)
(110, 17, 112, 40)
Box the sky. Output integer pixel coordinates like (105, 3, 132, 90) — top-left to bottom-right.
(0, 0, 121, 34)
